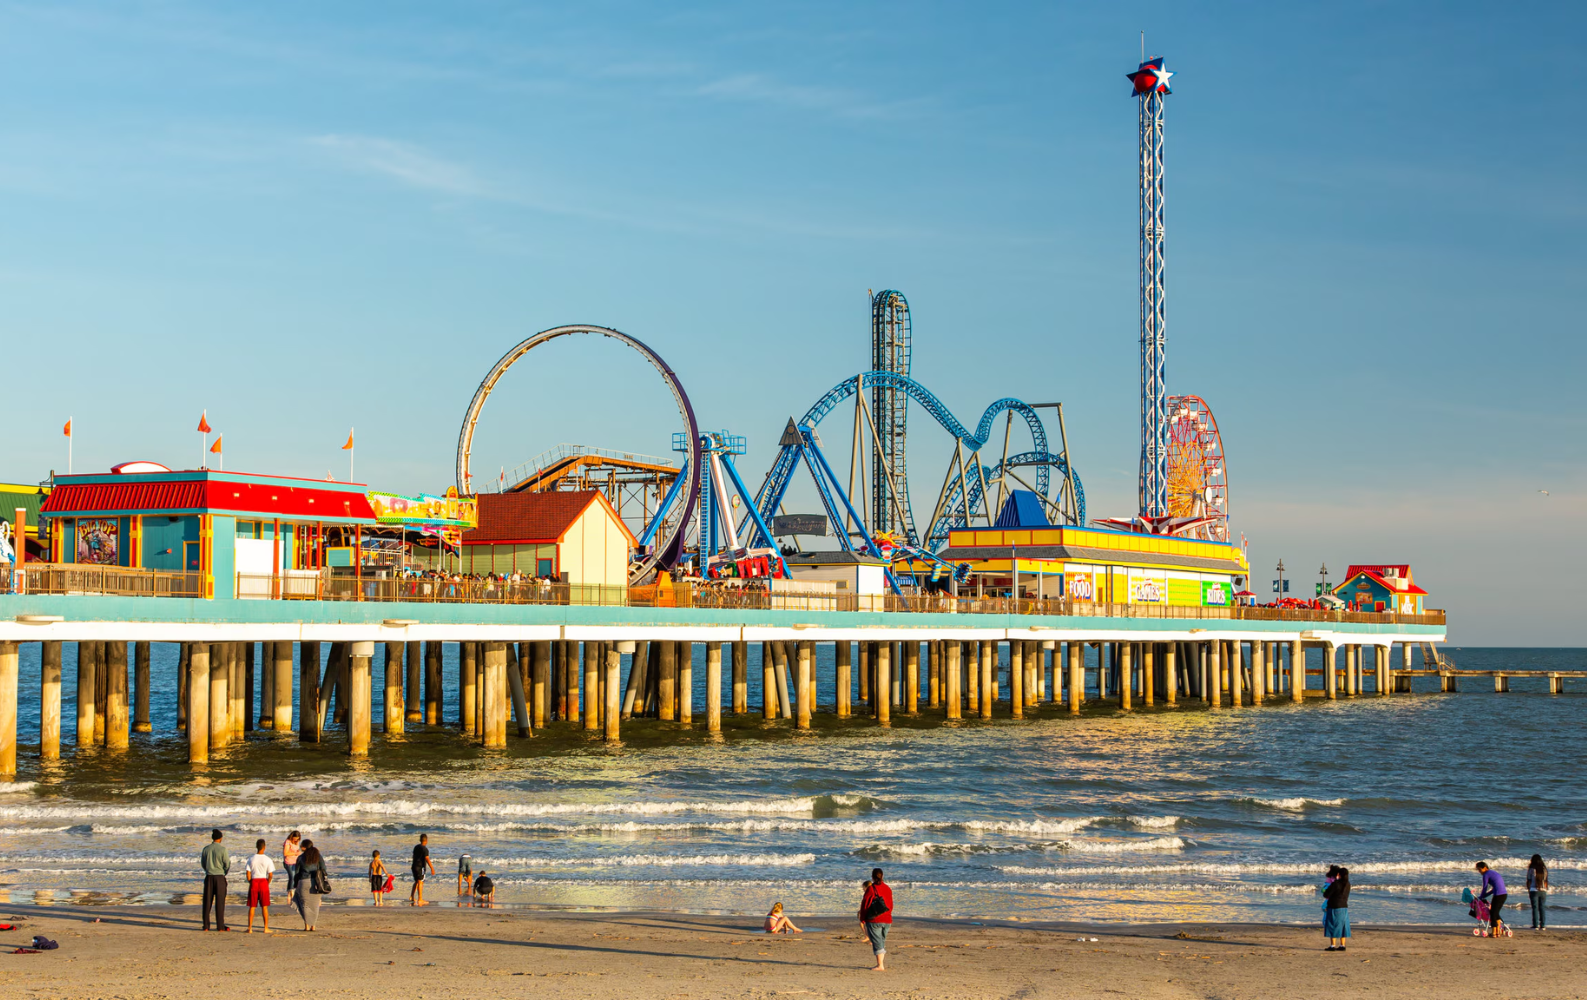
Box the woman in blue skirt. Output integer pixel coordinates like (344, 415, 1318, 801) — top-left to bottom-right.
(1322, 865, 1351, 951)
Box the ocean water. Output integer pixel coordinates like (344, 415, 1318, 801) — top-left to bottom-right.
(1, 643, 1582, 925)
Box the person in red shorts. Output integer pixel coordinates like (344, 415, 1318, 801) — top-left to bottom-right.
(244, 839, 277, 934)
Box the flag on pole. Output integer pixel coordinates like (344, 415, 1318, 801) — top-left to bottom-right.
(342, 428, 354, 482)
(197, 412, 211, 434)
(341, 430, 354, 451)
(63, 419, 72, 438)
(64, 417, 73, 473)
(209, 435, 223, 471)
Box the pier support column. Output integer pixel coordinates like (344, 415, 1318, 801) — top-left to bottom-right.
(348, 642, 373, 757)
(384, 642, 405, 735)
(231, 643, 246, 739)
(458, 642, 476, 735)
(425, 642, 442, 725)
(1229, 641, 1244, 708)
(761, 643, 776, 720)
(1164, 643, 1178, 705)
(75, 641, 96, 747)
(1291, 640, 1305, 702)
(583, 643, 600, 730)
(707, 642, 723, 732)
(1207, 641, 1222, 708)
(209, 642, 229, 750)
(945, 642, 962, 719)
(243, 642, 255, 732)
(507, 646, 531, 737)
(979, 643, 994, 720)
(836, 642, 851, 718)
(1251, 642, 1266, 703)
(1067, 642, 1083, 714)
(622, 641, 648, 720)
(679, 642, 694, 724)
(1009, 642, 1025, 718)
(1549, 673, 1563, 694)
(1142, 643, 1155, 706)
(0, 642, 16, 776)
(732, 642, 748, 714)
(272, 643, 293, 732)
(1494, 674, 1509, 693)
(259, 642, 273, 729)
(927, 641, 940, 709)
(40, 642, 61, 759)
(604, 646, 621, 742)
(105, 641, 129, 749)
(905, 642, 920, 715)
(1118, 643, 1132, 711)
(795, 641, 812, 730)
(533, 641, 551, 728)
(1325, 645, 1339, 699)
(482, 643, 506, 747)
(404, 641, 422, 722)
(300, 641, 322, 743)
(1375, 645, 1389, 696)
(965, 643, 979, 714)
(92, 642, 106, 744)
(658, 641, 676, 722)
(187, 643, 210, 763)
(133, 641, 151, 732)
(875, 642, 891, 725)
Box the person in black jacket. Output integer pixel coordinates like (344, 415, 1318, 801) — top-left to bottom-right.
(1322, 865, 1351, 951)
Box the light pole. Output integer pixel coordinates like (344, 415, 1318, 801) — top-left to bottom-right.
(1318, 563, 1330, 598)
(1274, 558, 1286, 601)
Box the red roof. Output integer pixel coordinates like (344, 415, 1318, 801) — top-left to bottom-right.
(462, 490, 637, 546)
(1338, 569, 1427, 596)
(41, 479, 377, 522)
(1344, 564, 1411, 581)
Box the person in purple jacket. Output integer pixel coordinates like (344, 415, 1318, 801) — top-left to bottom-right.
(1475, 862, 1509, 936)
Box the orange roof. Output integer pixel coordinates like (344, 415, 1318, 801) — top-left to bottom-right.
(461, 490, 637, 547)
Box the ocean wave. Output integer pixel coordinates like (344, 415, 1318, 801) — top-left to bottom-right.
(1122, 815, 1181, 830)
(1242, 797, 1346, 811)
(0, 794, 864, 823)
(470, 853, 815, 868)
(1064, 837, 1187, 854)
(998, 857, 1587, 876)
(0, 782, 38, 794)
(854, 841, 1017, 859)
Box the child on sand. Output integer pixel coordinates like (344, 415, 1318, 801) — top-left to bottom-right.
(244, 839, 275, 934)
(472, 870, 495, 905)
(764, 902, 801, 934)
(369, 850, 389, 906)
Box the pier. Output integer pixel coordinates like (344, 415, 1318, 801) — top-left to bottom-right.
(0, 583, 1455, 774)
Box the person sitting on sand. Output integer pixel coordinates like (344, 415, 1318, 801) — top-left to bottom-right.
(369, 850, 389, 907)
(472, 870, 495, 905)
(764, 902, 801, 934)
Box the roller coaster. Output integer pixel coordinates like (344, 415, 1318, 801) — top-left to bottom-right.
(456, 296, 1085, 590)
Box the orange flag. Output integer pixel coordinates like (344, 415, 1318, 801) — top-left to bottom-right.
(197, 411, 212, 434)
(209, 436, 223, 454)
(63, 419, 72, 438)
(341, 430, 354, 451)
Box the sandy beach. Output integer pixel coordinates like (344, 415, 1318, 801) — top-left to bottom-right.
(0, 903, 1580, 1000)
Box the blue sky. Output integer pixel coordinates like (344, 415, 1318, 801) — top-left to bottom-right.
(3, 2, 1582, 643)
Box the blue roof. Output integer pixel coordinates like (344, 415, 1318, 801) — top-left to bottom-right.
(994, 490, 1050, 528)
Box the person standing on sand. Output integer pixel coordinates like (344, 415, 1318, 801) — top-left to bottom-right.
(245, 839, 275, 934)
(1322, 866, 1350, 951)
(282, 831, 302, 894)
(294, 840, 327, 931)
(370, 850, 389, 907)
(410, 833, 435, 906)
(858, 867, 893, 971)
(200, 829, 231, 932)
(1527, 855, 1549, 930)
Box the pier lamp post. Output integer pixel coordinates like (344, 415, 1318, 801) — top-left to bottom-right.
(1273, 559, 1286, 600)
(1318, 564, 1330, 598)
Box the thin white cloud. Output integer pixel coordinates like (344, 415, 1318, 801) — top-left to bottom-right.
(310, 134, 490, 198)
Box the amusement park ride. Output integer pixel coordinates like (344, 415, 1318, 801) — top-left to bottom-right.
(451, 52, 1232, 588)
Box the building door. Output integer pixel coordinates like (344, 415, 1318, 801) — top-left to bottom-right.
(183, 541, 201, 572)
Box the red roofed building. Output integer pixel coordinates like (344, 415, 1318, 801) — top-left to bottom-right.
(39, 468, 377, 599)
(1332, 564, 1427, 614)
(460, 490, 636, 589)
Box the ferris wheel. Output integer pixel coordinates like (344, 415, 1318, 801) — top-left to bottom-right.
(1165, 394, 1228, 541)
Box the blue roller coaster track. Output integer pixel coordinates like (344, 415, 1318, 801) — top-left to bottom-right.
(743, 371, 1084, 552)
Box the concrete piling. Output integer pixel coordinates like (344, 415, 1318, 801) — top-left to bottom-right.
(707, 641, 723, 732)
(732, 641, 748, 714)
(875, 642, 892, 725)
(300, 641, 322, 743)
(75, 641, 96, 747)
(133, 641, 151, 732)
(0, 642, 17, 777)
(40, 641, 61, 760)
(105, 641, 129, 749)
(384, 642, 405, 735)
(187, 643, 210, 763)
(604, 645, 621, 742)
(349, 641, 373, 756)
(835, 641, 851, 718)
(795, 641, 812, 730)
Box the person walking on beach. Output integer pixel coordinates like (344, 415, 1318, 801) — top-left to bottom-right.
(200, 829, 231, 932)
(410, 834, 435, 906)
(858, 868, 893, 971)
(294, 840, 328, 931)
(282, 831, 303, 894)
(457, 853, 473, 896)
(245, 839, 275, 934)
(1527, 855, 1549, 930)
(1321, 865, 1350, 951)
(1476, 862, 1510, 938)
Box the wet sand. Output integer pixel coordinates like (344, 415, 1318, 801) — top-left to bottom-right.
(0, 903, 1581, 999)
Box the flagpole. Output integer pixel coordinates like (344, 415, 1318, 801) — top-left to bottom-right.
(68, 417, 72, 474)
(350, 428, 355, 483)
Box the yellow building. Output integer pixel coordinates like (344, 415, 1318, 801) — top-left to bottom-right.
(931, 525, 1249, 607)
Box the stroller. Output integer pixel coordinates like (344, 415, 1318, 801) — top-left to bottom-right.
(1462, 887, 1513, 937)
